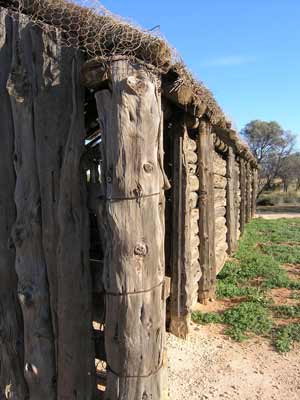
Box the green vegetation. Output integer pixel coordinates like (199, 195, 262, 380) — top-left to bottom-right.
(273, 324, 300, 353)
(192, 218, 300, 352)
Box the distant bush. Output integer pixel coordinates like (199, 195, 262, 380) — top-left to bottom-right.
(257, 198, 275, 206)
(258, 190, 300, 206)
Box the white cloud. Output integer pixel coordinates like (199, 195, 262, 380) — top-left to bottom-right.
(203, 55, 256, 67)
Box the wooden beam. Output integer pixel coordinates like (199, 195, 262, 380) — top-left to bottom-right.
(246, 162, 252, 223)
(198, 120, 216, 303)
(0, 9, 27, 398)
(226, 147, 237, 254)
(95, 59, 166, 399)
(169, 117, 195, 339)
(239, 159, 246, 234)
(252, 168, 258, 217)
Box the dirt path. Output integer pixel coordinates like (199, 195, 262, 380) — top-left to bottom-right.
(256, 213, 300, 219)
(167, 323, 300, 400)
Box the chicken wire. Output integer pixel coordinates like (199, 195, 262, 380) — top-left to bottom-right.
(1, 0, 172, 69)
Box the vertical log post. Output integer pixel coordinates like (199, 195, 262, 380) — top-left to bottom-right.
(169, 117, 191, 338)
(5, 12, 94, 399)
(246, 162, 252, 223)
(226, 147, 237, 254)
(251, 167, 258, 217)
(198, 120, 216, 303)
(8, 15, 56, 399)
(56, 57, 94, 399)
(0, 9, 27, 399)
(95, 59, 167, 400)
(239, 158, 246, 235)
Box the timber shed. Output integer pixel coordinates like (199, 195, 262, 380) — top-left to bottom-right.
(0, 1, 258, 399)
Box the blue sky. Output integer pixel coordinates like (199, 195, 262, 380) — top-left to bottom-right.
(100, 0, 300, 148)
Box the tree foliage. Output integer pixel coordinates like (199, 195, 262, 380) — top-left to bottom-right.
(241, 120, 296, 194)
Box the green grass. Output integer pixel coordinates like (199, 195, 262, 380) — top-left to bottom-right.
(273, 324, 300, 353)
(272, 305, 300, 319)
(192, 218, 300, 352)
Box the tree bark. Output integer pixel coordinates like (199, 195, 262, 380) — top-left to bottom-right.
(0, 8, 28, 399)
(95, 60, 167, 399)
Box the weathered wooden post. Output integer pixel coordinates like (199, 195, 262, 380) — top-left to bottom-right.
(8, 15, 57, 400)
(226, 147, 237, 254)
(239, 158, 246, 235)
(95, 58, 167, 399)
(0, 9, 27, 398)
(246, 162, 252, 223)
(198, 120, 216, 303)
(169, 116, 201, 338)
(251, 167, 258, 217)
(4, 11, 94, 399)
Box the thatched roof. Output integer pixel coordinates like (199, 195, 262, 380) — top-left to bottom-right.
(1, 0, 256, 165)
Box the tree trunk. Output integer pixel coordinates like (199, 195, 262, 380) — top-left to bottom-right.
(198, 120, 216, 303)
(95, 59, 167, 400)
(0, 8, 28, 399)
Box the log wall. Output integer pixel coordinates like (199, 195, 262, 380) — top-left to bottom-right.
(0, 8, 94, 399)
(234, 159, 241, 240)
(170, 121, 201, 338)
(213, 150, 228, 274)
(0, 6, 259, 396)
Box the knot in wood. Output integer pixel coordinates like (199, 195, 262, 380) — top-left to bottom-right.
(143, 162, 154, 173)
(126, 76, 148, 96)
(18, 288, 33, 307)
(142, 392, 149, 400)
(134, 243, 148, 257)
(25, 363, 38, 376)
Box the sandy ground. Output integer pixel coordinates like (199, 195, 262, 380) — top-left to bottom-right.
(167, 323, 300, 400)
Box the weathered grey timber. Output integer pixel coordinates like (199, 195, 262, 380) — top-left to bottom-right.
(226, 147, 237, 254)
(169, 118, 190, 338)
(234, 159, 241, 240)
(252, 168, 258, 217)
(246, 162, 252, 223)
(169, 119, 200, 338)
(95, 59, 167, 400)
(8, 14, 57, 399)
(239, 158, 246, 235)
(198, 121, 216, 302)
(55, 55, 94, 400)
(0, 8, 27, 399)
(1, 9, 94, 399)
(213, 150, 228, 274)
